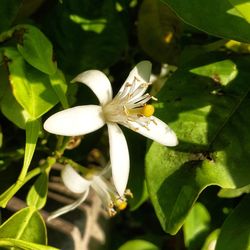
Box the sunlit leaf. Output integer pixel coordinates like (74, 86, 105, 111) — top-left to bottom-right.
(146, 54, 250, 234)
(218, 184, 250, 198)
(201, 229, 220, 250)
(162, 0, 250, 42)
(4, 47, 59, 119)
(216, 194, 250, 250)
(118, 239, 159, 250)
(0, 83, 30, 129)
(0, 207, 47, 244)
(17, 25, 57, 75)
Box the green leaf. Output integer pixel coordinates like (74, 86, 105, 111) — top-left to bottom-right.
(27, 173, 48, 210)
(183, 202, 211, 249)
(0, 0, 22, 33)
(17, 25, 57, 75)
(0, 207, 47, 244)
(216, 194, 250, 250)
(218, 184, 250, 198)
(138, 0, 181, 64)
(0, 238, 58, 250)
(4, 47, 59, 119)
(162, 0, 250, 42)
(118, 239, 159, 250)
(22, 119, 40, 178)
(0, 83, 30, 129)
(49, 69, 69, 108)
(40, 0, 127, 75)
(201, 229, 220, 250)
(190, 60, 238, 85)
(146, 55, 250, 234)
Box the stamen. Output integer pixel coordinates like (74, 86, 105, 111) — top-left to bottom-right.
(115, 198, 127, 210)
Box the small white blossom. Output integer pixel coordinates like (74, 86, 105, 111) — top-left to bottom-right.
(47, 164, 131, 220)
(44, 61, 178, 196)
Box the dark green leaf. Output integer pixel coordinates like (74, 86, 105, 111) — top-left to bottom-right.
(126, 131, 148, 210)
(146, 55, 250, 234)
(0, 0, 22, 33)
(216, 194, 250, 250)
(40, 0, 127, 75)
(138, 0, 181, 64)
(27, 173, 48, 209)
(0, 207, 47, 244)
(17, 25, 57, 75)
(162, 0, 250, 42)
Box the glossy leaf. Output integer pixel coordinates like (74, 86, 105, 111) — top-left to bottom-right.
(118, 239, 159, 250)
(4, 47, 59, 119)
(216, 194, 250, 250)
(27, 173, 48, 209)
(146, 55, 250, 234)
(162, 0, 250, 42)
(0, 207, 47, 244)
(17, 25, 57, 75)
(0, 238, 58, 250)
(183, 202, 211, 249)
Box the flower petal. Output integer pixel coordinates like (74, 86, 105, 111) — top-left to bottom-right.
(44, 105, 105, 136)
(118, 61, 152, 95)
(61, 164, 92, 193)
(127, 116, 178, 146)
(72, 70, 113, 105)
(47, 189, 89, 221)
(107, 123, 130, 196)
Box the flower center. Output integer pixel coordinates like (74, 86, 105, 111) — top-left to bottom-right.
(102, 77, 157, 131)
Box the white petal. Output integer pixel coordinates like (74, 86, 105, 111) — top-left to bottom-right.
(61, 164, 92, 193)
(72, 70, 113, 105)
(128, 116, 178, 146)
(47, 189, 89, 221)
(118, 61, 152, 94)
(107, 123, 130, 196)
(44, 105, 105, 136)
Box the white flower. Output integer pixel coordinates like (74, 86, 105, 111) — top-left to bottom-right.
(44, 61, 178, 196)
(47, 164, 130, 220)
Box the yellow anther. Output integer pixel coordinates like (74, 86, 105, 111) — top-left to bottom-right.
(115, 199, 127, 211)
(142, 104, 155, 117)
